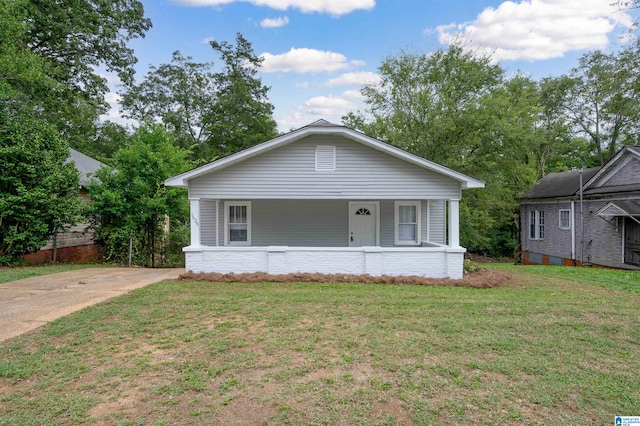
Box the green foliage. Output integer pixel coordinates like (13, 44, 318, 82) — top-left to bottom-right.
(562, 44, 640, 165)
(0, 107, 82, 260)
(344, 46, 540, 257)
(121, 33, 277, 162)
(1, 0, 150, 150)
(86, 125, 191, 266)
(206, 33, 278, 158)
(463, 259, 485, 274)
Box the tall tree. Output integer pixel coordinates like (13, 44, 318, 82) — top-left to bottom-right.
(344, 45, 503, 167)
(121, 33, 277, 162)
(2, 0, 151, 147)
(562, 46, 640, 165)
(87, 125, 191, 267)
(121, 51, 216, 151)
(0, 107, 82, 264)
(344, 46, 545, 257)
(206, 33, 278, 158)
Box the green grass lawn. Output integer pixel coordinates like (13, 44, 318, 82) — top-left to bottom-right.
(0, 263, 108, 285)
(0, 265, 638, 425)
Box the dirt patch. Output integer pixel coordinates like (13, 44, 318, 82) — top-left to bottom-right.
(179, 270, 513, 289)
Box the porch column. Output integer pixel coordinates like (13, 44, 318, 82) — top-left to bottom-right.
(448, 199, 460, 248)
(189, 198, 201, 247)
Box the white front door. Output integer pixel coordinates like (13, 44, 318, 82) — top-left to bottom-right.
(349, 202, 378, 246)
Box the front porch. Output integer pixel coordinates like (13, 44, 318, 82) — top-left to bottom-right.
(185, 198, 466, 279)
(184, 244, 466, 279)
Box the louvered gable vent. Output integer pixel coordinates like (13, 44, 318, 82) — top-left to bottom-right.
(315, 145, 336, 171)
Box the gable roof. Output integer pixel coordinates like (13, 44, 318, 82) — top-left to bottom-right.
(520, 146, 640, 200)
(520, 167, 601, 199)
(582, 145, 640, 190)
(67, 148, 105, 187)
(165, 120, 484, 189)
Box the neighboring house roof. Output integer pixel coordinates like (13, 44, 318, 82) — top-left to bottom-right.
(520, 167, 601, 199)
(67, 148, 105, 187)
(165, 119, 485, 189)
(521, 145, 640, 200)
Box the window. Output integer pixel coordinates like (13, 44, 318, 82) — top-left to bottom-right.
(395, 201, 421, 245)
(315, 145, 336, 171)
(529, 209, 545, 240)
(559, 209, 571, 230)
(225, 201, 251, 246)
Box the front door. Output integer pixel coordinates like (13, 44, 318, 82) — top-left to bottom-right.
(625, 217, 640, 266)
(349, 202, 378, 246)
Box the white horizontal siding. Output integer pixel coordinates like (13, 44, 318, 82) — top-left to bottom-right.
(252, 200, 348, 246)
(189, 135, 461, 200)
(200, 200, 217, 246)
(429, 200, 446, 244)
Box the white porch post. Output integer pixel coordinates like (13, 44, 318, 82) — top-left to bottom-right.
(448, 199, 460, 248)
(189, 198, 201, 247)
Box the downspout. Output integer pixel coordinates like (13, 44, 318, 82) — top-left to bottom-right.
(571, 201, 575, 265)
(579, 169, 584, 267)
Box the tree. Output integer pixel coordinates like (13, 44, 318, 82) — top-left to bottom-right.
(206, 33, 278, 158)
(0, 107, 82, 264)
(344, 45, 504, 167)
(121, 33, 277, 162)
(74, 121, 131, 164)
(562, 47, 640, 165)
(121, 51, 216, 152)
(2, 0, 151, 148)
(86, 125, 191, 267)
(344, 46, 545, 257)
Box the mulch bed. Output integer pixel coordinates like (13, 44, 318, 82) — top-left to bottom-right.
(179, 269, 512, 289)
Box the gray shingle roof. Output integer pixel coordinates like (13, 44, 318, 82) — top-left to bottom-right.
(66, 148, 105, 187)
(520, 167, 601, 199)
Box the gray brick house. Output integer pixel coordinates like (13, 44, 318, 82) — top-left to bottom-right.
(519, 146, 640, 269)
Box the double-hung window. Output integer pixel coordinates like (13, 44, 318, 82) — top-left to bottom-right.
(559, 209, 571, 230)
(529, 210, 545, 240)
(225, 201, 251, 246)
(395, 201, 421, 245)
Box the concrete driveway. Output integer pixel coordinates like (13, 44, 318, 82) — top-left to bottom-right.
(0, 267, 183, 343)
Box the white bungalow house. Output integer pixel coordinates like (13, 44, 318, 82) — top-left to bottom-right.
(165, 120, 484, 279)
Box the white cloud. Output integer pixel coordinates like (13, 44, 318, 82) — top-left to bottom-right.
(341, 89, 364, 100)
(176, 0, 374, 16)
(435, 0, 634, 62)
(260, 16, 289, 27)
(323, 71, 381, 87)
(276, 91, 360, 130)
(100, 92, 133, 125)
(261, 48, 359, 73)
(201, 37, 216, 44)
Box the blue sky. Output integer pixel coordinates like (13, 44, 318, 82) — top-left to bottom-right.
(103, 0, 639, 131)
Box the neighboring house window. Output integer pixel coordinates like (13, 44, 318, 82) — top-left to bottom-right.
(225, 201, 251, 246)
(395, 201, 421, 245)
(529, 210, 545, 240)
(315, 145, 336, 171)
(559, 209, 571, 230)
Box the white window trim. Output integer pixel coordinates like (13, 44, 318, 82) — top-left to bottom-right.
(559, 209, 571, 230)
(224, 201, 251, 246)
(529, 209, 545, 240)
(394, 201, 421, 246)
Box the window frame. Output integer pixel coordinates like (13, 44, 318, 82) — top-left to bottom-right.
(224, 201, 251, 246)
(529, 209, 545, 240)
(559, 209, 571, 230)
(394, 201, 421, 246)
